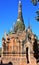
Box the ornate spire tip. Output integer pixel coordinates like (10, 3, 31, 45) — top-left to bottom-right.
(19, 0, 21, 4)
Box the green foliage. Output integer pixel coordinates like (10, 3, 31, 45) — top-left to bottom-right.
(31, 0, 37, 6)
(8, 31, 13, 35)
(35, 16, 39, 21)
(36, 10, 39, 15)
(14, 21, 25, 32)
(34, 34, 38, 40)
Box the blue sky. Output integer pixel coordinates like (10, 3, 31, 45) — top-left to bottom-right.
(0, 0, 39, 47)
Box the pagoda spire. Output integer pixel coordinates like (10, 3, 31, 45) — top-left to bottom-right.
(14, 0, 25, 32)
(28, 19, 31, 29)
(17, 0, 23, 22)
(28, 19, 32, 30)
(27, 20, 32, 36)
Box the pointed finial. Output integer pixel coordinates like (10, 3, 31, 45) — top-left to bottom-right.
(28, 19, 32, 30)
(19, 0, 21, 4)
(10, 27, 12, 32)
(4, 31, 6, 38)
(12, 22, 15, 31)
(18, 0, 22, 9)
(17, 0, 22, 21)
(27, 19, 32, 34)
(28, 19, 30, 28)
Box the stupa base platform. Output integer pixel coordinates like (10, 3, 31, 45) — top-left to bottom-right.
(0, 54, 39, 65)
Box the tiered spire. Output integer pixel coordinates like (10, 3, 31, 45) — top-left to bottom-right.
(17, 0, 24, 22)
(14, 0, 25, 32)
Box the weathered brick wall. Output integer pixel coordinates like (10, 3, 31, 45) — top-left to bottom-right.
(0, 54, 38, 65)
